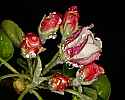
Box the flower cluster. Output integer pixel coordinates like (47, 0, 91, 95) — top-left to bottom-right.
(27, 5, 104, 92)
(20, 6, 105, 92)
(0, 5, 110, 100)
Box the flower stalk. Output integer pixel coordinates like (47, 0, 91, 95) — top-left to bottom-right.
(41, 51, 60, 76)
(18, 86, 31, 100)
(65, 89, 92, 100)
(27, 58, 33, 77)
(30, 90, 43, 100)
(0, 74, 31, 81)
(0, 57, 19, 74)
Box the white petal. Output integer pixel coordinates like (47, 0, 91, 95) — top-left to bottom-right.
(72, 35, 101, 59)
(65, 26, 92, 49)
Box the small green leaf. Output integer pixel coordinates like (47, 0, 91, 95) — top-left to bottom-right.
(32, 56, 42, 86)
(66, 87, 93, 100)
(83, 87, 97, 100)
(90, 75, 111, 100)
(1, 20, 24, 47)
(0, 30, 14, 61)
(72, 95, 80, 100)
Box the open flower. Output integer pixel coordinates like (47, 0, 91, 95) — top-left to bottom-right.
(21, 32, 46, 58)
(60, 6, 80, 40)
(38, 12, 62, 42)
(59, 24, 102, 68)
(49, 73, 70, 93)
(76, 63, 104, 85)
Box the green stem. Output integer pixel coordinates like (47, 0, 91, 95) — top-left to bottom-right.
(32, 58, 37, 73)
(41, 51, 59, 76)
(18, 87, 31, 100)
(0, 74, 31, 81)
(78, 85, 83, 94)
(31, 90, 43, 100)
(27, 59, 33, 77)
(65, 89, 93, 100)
(38, 76, 51, 83)
(0, 57, 19, 74)
(36, 85, 49, 90)
(65, 89, 81, 98)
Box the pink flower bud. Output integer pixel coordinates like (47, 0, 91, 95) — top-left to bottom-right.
(60, 6, 80, 39)
(38, 12, 62, 42)
(21, 32, 46, 58)
(76, 63, 104, 84)
(49, 73, 70, 92)
(60, 24, 102, 68)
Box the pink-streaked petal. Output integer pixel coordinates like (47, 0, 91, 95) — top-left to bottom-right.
(69, 52, 101, 67)
(40, 12, 62, 32)
(65, 35, 88, 58)
(76, 63, 105, 84)
(65, 26, 93, 50)
(60, 5, 79, 38)
(20, 32, 44, 58)
(62, 24, 102, 67)
(85, 63, 105, 81)
(72, 39, 101, 59)
(64, 29, 81, 46)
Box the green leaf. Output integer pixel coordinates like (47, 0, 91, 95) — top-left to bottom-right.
(83, 87, 97, 100)
(90, 75, 111, 100)
(65, 88, 93, 100)
(0, 30, 14, 61)
(72, 95, 81, 100)
(72, 95, 93, 100)
(32, 56, 42, 86)
(1, 20, 24, 47)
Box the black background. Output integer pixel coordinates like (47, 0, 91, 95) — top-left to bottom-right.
(0, 0, 124, 100)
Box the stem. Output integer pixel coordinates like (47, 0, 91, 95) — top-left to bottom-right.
(38, 76, 51, 84)
(41, 51, 59, 76)
(78, 85, 83, 94)
(0, 74, 31, 81)
(32, 58, 37, 73)
(65, 89, 93, 100)
(31, 90, 43, 100)
(18, 87, 31, 100)
(0, 57, 19, 74)
(27, 59, 33, 77)
(36, 85, 49, 90)
(65, 89, 81, 98)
